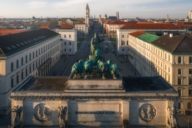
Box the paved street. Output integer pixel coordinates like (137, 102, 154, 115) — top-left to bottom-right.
(49, 38, 90, 76)
(49, 21, 139, 77)
(101, 39, 140, 77)
(48, 22, 99, 76)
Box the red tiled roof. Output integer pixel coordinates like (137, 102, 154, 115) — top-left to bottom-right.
(0, 29, 27, 36)
(106, 20, 127, 25)
(59, 22, 74, 29)
(129, 31, 144, 37)
(121, 23, 184, 30)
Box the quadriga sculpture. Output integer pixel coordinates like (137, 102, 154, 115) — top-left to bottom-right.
(94, 49, 101, 60)
(70, 33, 119, 79)
(84, 59, 94, 78)
(110, 63, 118, 79)
(71, 60, 84, 78)
(97, 60, 105, 79)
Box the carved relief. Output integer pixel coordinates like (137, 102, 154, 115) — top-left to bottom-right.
(139, 104, 156, 122)
(12, 106, 23, 128)
(34, 103, 50, 122)
(58, 106, 68, 128)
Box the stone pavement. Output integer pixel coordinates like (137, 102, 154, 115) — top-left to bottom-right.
(101, 39, 140, 77)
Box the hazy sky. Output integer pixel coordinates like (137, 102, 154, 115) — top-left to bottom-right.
(0, 0, 191, 18)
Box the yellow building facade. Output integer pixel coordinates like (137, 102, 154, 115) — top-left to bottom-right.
(127, 32, 192, 115)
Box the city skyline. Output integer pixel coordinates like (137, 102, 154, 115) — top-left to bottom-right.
(0, 0, 192, 18)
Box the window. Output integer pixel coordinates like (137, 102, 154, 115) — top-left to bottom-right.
(178, 77, 182, 85)
(121, 41, 125, 45)
(11, 62, 14, 72)
(33, 52, 35, 59)
(11, 77, 14, 88)
(69, 35, 71, 38)
(16, 60, 19, 68)
(29, 53, 32, 61)
(178, 69, 182, 75)
(189, 89, 192, 96)
(21, 57, 24, 66)
(189, 69, 192, 75)
(36, 50, 38, 57)
(178, 102, 181, 109)
(189, 78, 192, 85)
(121, 35, 124, 38)
(25, 68, 28, 76)
(178, 88, 182, 96)
(189, 56, 192, 64)
(25, 55, 28, 63)
(64, 35, 66, 38)
(187, 102, 192, 109)
(16, 74, 19, 84)
(178, 56, 182, 64)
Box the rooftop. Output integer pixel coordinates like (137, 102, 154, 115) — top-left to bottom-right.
(0, 29, 27, 36)
(58, 22, 74, 29)
(130, 31, 192, 55)
(22, 76, 174, 92)
(153, 34, 192, 54)
(105, 20, 127, 25)
(138, 33, 160, 43)
(121, 22, 184, 30)
(0, 29, 59, 57)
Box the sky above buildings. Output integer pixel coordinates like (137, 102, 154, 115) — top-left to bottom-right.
(0, 0, 191, 18)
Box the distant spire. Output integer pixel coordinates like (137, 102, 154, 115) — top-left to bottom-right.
(86, 3, 89, 11)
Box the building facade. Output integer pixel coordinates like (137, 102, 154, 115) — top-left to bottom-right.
(0, 29, 61, 109)
(55, 26, 77, 55)
(187, 10, 192, 21)
(103, 20, 126, 39)
(126, 32, 192, 115)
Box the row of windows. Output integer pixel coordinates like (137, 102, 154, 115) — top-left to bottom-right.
(177, 77, 192, 85)
(63, 34, 72, 38)
(128, 37, 192, 86)
(178, 68, 192, 75)
(177, 56, 192, 64)
(121, 41, 128, 46)
(121, 34, 129, 38)
(10, 47, 60, 88)
(10, 41, 58, 72)
(64, 49, 72, 52)
(129, 36, 192, 64)
(64, 42, 72, 45)
(178, 88, 192, 97)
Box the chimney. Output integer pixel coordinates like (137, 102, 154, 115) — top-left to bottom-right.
(169, 33, 173, 38)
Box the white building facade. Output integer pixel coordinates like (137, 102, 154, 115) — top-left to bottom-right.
(55, 29, 77, 55)
(0, 29, 61, 109)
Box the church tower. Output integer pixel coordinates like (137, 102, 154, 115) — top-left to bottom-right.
(85, 4, 90, 28)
